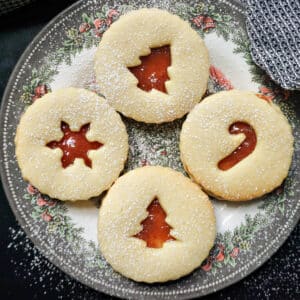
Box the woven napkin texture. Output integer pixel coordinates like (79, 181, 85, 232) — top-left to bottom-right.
(245, 0, 300, 90)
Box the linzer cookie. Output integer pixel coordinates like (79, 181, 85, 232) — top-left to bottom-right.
(94, 8, 209, 123)
(180, 90, 294, 201)
(15, 88, 128, 201)
(98, 166, 216, 283)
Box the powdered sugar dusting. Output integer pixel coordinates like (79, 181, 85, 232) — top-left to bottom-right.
(51, 47, 98, 91)
(2, 0, 300, 298)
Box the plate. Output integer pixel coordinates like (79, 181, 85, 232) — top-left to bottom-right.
(1, 0, 300, 299)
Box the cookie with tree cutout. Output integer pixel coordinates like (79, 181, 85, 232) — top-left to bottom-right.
(94, 8, 209, 123)
(98, 166, 216, 282)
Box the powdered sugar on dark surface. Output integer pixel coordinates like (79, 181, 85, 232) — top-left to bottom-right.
(4, 223, 299, 299)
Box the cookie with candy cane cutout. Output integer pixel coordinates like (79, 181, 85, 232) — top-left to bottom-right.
(15, 88, 128, 201)
(98, 166, 216, 282)
(94, 8, 209, 123)
(180, 90, 294, 201)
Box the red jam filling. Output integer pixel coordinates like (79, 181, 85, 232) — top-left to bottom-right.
(256, 93, 271, 102)
(128, 45, 171, 93)
(47, 121, 103, 168)
(218, 122, 257, 171)
(133, 198, 176, 248)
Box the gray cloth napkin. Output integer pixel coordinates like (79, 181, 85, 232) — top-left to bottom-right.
(245, 0, 300, 90)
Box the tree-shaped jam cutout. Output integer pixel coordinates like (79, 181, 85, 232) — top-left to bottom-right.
(133, 198, 176, 248)
(218, 122, 257, 171)
(128, 45, 171, 93)
(46, 121, 103, 168)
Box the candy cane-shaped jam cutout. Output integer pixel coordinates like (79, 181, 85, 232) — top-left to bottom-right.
(218, 122, 257, 171)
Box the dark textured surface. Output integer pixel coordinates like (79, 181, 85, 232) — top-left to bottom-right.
(0, 0, 35, 15)
(0, 1, 299, 299)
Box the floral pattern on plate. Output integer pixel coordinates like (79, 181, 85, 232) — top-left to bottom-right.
(1, 0, 300, 299)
